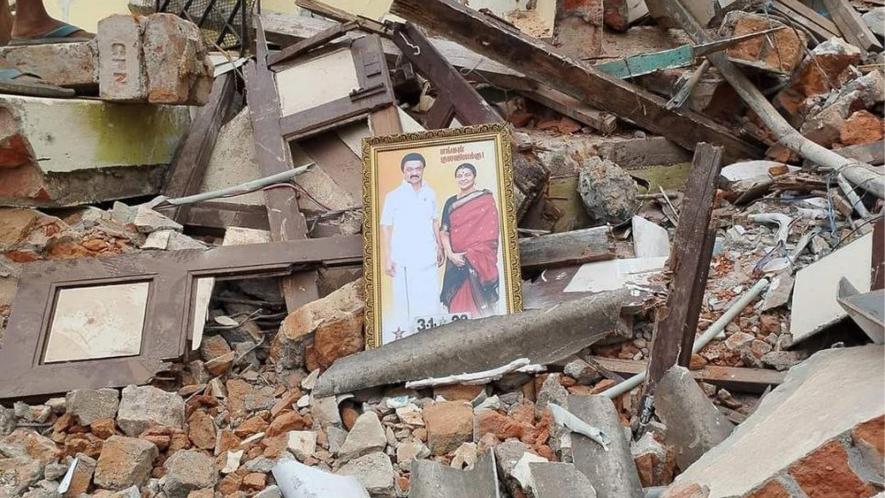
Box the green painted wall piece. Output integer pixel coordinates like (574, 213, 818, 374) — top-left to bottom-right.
(594, 45, 695, 79)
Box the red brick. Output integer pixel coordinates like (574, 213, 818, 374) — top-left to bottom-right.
(746, 479, 792, 498)
(423, 401, 474, 456)
(788, 440, 876, 498)
(852, 415, 884, 457)
(840, 110, 885, 146)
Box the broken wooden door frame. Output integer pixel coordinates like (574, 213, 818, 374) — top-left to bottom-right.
(0, 237, 361, 399)
(270, 32, 397, 141)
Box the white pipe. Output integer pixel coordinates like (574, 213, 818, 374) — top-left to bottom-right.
(600, 277, 771, 399)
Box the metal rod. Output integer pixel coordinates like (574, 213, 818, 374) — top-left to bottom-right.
(155, 164, 312, 207)
(600, 277, 771, 399)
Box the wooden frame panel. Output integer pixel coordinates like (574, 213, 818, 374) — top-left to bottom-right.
(276, 34, 396, 141)
(0, 237, 361, 399)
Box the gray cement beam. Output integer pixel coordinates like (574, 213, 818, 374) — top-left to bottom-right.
(314, 290, 626, 396)
(569, 395, 644, 498)
(409, 450, 500, 498)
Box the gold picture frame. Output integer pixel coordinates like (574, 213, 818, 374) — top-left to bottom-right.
(362, 123, 523, 348)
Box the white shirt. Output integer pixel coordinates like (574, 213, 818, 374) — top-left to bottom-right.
(380, 180, 438, 267)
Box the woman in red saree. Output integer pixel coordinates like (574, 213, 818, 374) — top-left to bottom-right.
(439, 163, 500, 318)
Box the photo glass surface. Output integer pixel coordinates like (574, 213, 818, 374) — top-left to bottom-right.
(363, 124, 521, 347)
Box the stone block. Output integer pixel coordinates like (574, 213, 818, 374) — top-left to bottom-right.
(116, 385, 186, 437)
(271, 278, 365, 369)
(142, 14, 213, 105)
(66, 388, 119, 426)
(0, 428, 62, 465)
(0, 95, 190, 207)
(97, 15, 147, 102)
(655, 366, 734, 470)
(337, 411, 386, 463)
(423, 401, 474, 456)
(336, 451, 395, 498)
(162, 450, 218, 498)
(94, 435, 158, 490)
(0, 41, 96, 89)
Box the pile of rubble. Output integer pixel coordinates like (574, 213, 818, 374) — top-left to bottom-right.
(0, 0, 883, 497)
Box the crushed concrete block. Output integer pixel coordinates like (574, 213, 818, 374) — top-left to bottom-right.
(578, 156, 639, 224)
(142, 14, 213, 105)
(655, 366, 733, 470)
(161, 450, 218, 498)
(270, 278, 365, 369)
(0, 95, 190, 207)
(132, 206, 182, 234)
(671, 345, 883, 497)
(0, 457, 44, 497)
(336, 451, 395, 498)
(94, 436, 158, 490)
(863, 8, 885, 37)
(337, 411, 387, 463)
(0, 42, 96, 89)
(529, 461, 597, 498)
(536, 374, 569, 414)
(564, 359, 601, 385)
(409, 449, 498, 498)
(569, 395, 644, 498)
(65, 388, 119, 426)
(142, 229, 206, 250)
(286, 431, 317, 461)
(116, 385, 186, 436)
(0, 429, 62, 465)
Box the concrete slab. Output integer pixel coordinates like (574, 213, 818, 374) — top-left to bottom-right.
(569, 395, 644, 498)
(790, 233, 873, 343)
(654, 366, 734, 471)
(528, 462, 597, 498)
(409, 449, 500, 498)
(0, 94, 191, 207)
(671, 345, 885, 497)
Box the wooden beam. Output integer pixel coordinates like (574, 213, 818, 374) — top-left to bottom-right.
(162, 72, 237, 223)
(388, 0, 762, 161)
(267, 20, 357, 67)
(873, 217, 884, 291)
(644, 143, 723, 393)
(524, 87, 617, 135)
(771, 0, 839, 42)
(589, 356, 785, 394)
(425, 96, 457, 129)
(295, 0, 388, 35)
(823, 0, 882, 52)
(518, 227, 615, 270)
(245, 17, 319, 310)
(391, 21, 502, 125)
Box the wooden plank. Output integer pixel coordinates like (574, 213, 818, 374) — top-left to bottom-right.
(590, 356, 786, 394)
(823, 0, 883, 52)
(267, 20, 357, 67)
(162, 72, 237, 223)
(873, 217, 884, 291)
(181, 202, 270, 233)
(369, 105, 403, 136)
(391, 21, 502, 125)
(424, 95, 457, 129)
(771, 0, 839, 41)
(523, 87, 617, 135)
(388, 0, 762, 161)
(518, 227, 615, 270)
(644, 143, 724, 393)
(300, 133, 364, 201)
(246, 16, 319, 310)
(295, 0, 388, 34)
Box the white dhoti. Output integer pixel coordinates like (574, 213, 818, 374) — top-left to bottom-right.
(383, 262, 440, 344)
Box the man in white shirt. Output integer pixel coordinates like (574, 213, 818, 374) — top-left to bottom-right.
(380, 152, 443, 343)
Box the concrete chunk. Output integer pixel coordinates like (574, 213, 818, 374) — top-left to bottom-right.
(569, 395, 644, 498)
(409, 449, 500, 498)
(671, 345, 884, 497)
(335, 451, 395, 498)
(116, 385, 185, 437)
(0, 94, 190, 207)
(66, 388, 120, 426)
(528, 461, 597, 498)
(655, 366, 734, 471)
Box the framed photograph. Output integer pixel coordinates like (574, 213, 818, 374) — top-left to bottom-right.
(362, 123, 523, 348)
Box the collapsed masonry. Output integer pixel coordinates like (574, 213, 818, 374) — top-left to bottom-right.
(0, 0, 883, 497)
